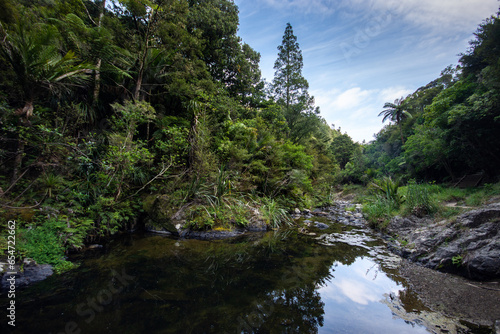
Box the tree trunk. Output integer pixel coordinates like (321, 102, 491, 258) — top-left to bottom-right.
(11, 100, 33, 184)
(399, 125, 405, 145)
(11, 138, 25, 184)
(92, 0, 106, 107)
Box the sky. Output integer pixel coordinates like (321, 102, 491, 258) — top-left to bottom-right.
(233, 0, 499, 143)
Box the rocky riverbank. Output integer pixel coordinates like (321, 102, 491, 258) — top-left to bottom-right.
(304, 200, 500, 330)
(317, 200, 500, 281)
(385, 203, 500, 280)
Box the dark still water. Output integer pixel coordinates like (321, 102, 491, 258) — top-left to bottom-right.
(0, 222, 478, 333)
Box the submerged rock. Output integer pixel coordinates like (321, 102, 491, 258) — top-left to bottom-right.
(179, 229, 245, 240)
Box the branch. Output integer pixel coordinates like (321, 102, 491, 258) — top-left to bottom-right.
(1, 167, 30, 197)
(118, 162, 172, 203)
(80, 0, 98, 26)
(0, 195, 46, 209)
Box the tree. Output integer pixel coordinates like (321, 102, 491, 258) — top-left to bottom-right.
(0, 19, 91, 183)
(112, 0, 189, 101)
(272, 23, 318, 143)
(378, 97, 412, 144)
(330, 133, 356, 169)
(187, 0, 263, 104)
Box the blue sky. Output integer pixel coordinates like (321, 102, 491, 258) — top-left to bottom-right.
(233, 0, 499, 143)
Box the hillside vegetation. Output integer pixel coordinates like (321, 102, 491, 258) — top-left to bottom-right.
(0, 1, 499, 270)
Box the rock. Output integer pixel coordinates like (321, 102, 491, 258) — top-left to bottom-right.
(179, 229, 245, 240)
(23, 258, 36, 266)
(142, 195, 181, 234)
(387, 204, 500, 279)
(246, 220, 268, 232)
(1, 263, 53, 291)
(294, 208, 301, 214)
(87, 244, 104, 250)
(314, 222, 329, 230)
(314, 211, 328, 216)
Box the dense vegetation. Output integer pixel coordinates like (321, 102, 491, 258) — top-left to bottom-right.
(0, 0, 351, 268)
(356, 11, 500, 228)
(362, 13, 500, 183)
(0, 1, 499, 269)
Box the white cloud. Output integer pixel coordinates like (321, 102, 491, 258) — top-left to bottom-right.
(314, 87, 372, 111)
(313, 85, 413, 142)
(332, 87, 374, 110)
(354, 0, 499, 33)
(259, 0, 498, 32)
(261, 0, 338, 15)
(379, 86, 413, 103)
(314, 86, 410, 113)
(335, 279, 379, 305)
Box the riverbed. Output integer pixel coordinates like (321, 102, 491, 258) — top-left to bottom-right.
(0, 218, 495, 333)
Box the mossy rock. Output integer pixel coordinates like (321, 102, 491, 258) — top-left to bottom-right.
(142, 195, 178, 234)
(1, 208, 36, 222)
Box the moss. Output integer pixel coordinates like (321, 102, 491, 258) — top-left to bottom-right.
(143, 195, 178, 232)
(1, 208, 36, 222)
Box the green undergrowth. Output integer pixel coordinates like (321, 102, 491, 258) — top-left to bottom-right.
(362, 180, 500, 230)
(0, 218, 83, 274)
(184, 199, 252, 231)
(184, 195, 293, 231)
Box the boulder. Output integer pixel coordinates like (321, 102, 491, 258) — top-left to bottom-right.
(142, 194, 179, 234)
(314, 222, 329, 230)
(1, 262, 53, 291)
(387, 205, 500, 279)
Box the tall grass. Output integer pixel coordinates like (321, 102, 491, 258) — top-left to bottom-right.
(403, 180, 438, 217)
(214, 168, 231, 202)
(260, 197, 292, 229)
(363, 180, 500, 230)
(362, 196, 400, 229)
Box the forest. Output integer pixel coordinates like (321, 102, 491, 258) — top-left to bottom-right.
(0, 0, 499, 271)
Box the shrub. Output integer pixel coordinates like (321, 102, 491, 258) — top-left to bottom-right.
(403, 180, 438, 217)
(369, 176, 403, 207)
(362, 196, 399, 230)
(260, 197, 292, 229)
(15, 217, 92, 271)
(184, 199, 252, 231)
(17, 225, 65, 265)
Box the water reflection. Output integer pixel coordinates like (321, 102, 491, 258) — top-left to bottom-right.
(0, 227, 471, 333)
(318, 258, 428, 333)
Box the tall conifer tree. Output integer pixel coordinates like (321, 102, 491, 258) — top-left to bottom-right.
(272, 23, 319, 142)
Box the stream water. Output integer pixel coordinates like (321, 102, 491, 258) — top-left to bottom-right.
(0, 219, 488, 333)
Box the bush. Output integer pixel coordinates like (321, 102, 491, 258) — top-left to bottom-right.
(184, 199, 252, 231)
(17, 225, 65, 265)
(15, 217, 92, 273)
(403, 181, 438, 217)
(260, 197, 292, 229)
(369, 176, 403, 207)
(362, 196, 399, 229)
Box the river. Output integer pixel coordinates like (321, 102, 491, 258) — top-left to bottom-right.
(0, 218, 490, 333)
